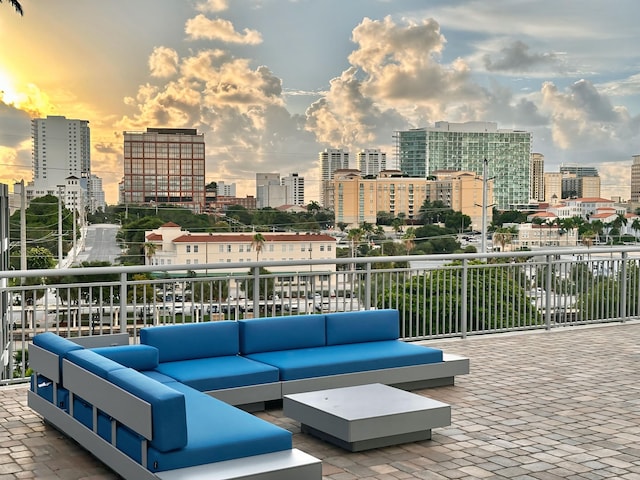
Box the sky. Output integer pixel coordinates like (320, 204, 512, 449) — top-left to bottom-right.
(1, 0, 640, 205)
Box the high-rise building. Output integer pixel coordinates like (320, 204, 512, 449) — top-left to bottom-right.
(544, 172, 563, 203)
(357, 149, 387, 176)
(319, 148, 349, 207)
(631, 155, 640, 203)
(26, 115, 92, 210)
(531, 153, 545, 202)
(559, 165, 600, 199)
(394, 121, 532, 210)
(282, 173, 305, 206)
(89, 174, 106, 212)
(256, 173, 286, 208)
(121, 128, 206, 211)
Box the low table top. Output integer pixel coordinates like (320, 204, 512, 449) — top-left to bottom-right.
(283, 383, 449, 421)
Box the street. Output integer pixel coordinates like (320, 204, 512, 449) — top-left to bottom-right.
(74, 223, 122, 265)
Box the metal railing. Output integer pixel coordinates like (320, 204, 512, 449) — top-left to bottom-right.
(2, 245, 640, 383)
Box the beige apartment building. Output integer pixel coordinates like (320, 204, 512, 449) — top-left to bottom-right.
(144, 223, 337, 276)
(332, 170, 492, 230)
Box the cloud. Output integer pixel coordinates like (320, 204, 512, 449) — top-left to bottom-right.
(149, 47, 179, 78)
(483, 40, 559, 72)
(117, 45, 318, 197)
(540, 79, 638, 151)
(185, 15, 263, 44)
(196, 0, 228, 13)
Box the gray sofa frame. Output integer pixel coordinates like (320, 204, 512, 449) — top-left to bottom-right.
(27, 334, 321, 480)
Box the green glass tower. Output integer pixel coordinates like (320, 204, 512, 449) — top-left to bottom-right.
(395, 122, 532, 210)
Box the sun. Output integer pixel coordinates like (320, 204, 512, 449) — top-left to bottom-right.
(0, 69, 20, 105)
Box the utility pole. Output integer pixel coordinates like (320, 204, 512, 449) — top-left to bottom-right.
(19, 180, 26, 273)
(481, 158, 488, 255)
(57, 185, 64, 268)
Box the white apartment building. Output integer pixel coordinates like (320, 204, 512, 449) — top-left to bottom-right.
(513, 223, 579, 249)
(319, 148, 349, 208)
(256, 173, 286, 208)
(357, 149, 387, 176)
(89, 174, 106, 212)
(145, 223, 337, 276)
(281, 173, 305, 206)
(26, 115, 94, 211)
(216, 181, 236, 197)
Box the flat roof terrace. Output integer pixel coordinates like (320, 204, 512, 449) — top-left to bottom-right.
(1, 321, 639, 479)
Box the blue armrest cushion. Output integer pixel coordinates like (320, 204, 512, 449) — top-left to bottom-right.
(238, 314, 326, 354)
(66, 349, 127, 379)
(91, 345, 159, 371)
(326, 309, 400, 345)
(32, 332, 83, 373)
(107, 368, 187, 453)
(246, 340, 444, 380)
(140, 321, 239, 362)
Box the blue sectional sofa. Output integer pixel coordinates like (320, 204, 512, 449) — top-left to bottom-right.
(28, 309, 469, 479)
(138, 309, 469, 406)
(27, 333, 321, 480)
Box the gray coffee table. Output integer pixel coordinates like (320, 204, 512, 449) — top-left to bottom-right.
(283, 383, 451, 452)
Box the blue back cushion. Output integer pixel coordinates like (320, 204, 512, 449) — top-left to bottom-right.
(140, 322, 239, 362)
(91, 345, 159, 371)
(326, 309, 400, 345)
(66, 349, 126, 378)
(107, 368, 187, 452)
(239, 315, 326, 354)
(33, 332, 83, 372)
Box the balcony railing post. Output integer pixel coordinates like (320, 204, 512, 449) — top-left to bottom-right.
(119, 272, 127, 334)
(253, 265, 260, 318)
(545, 255, 552, 330)
(461, 258, 468, 339)
(620, 252, 628, 323)
(364, 262, 372, 310)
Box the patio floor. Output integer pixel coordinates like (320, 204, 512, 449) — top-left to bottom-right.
(2, 321, 639, 479)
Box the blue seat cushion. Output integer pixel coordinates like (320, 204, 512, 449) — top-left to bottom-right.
(140, 321, 239, 362)
(154, 356, 280, 392)
(145, 383, 291, 472)
(326, 309, 400, 345)
(246, 341, 444, 381)
(91, 345, 159, 371)
(107, 368, 187, 453)
(239, 314, 326, 354)
(33, 332, 83, 373)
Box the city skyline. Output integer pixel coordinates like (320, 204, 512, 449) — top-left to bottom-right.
(1, 0, 640, 205)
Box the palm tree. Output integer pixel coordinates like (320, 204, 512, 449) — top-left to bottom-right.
(143, 242, 157, 265)
(631, 218, 640, 243)
(346, 228, 364, 258)
(493, 228, 514, 252)
(1, 0, 23, 15)
(251, 233, 266, 261)
(402, 228, 416, 253)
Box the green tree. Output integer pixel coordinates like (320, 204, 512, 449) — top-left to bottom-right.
(378, 263, 541, 337)
(241, 267, 275, 303)
(27, 246, 56, 270)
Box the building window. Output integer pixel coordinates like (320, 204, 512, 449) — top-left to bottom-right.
(320, 245, 325, 252)
(186, 259, 191, 265)
(186, 245, 191, 253)
(194, 245, 199, 253)
(227, 245, 231, 252)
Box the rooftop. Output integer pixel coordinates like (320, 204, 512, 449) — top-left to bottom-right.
(2, 321, 639, 479)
